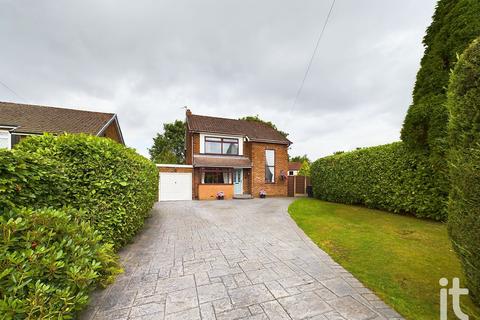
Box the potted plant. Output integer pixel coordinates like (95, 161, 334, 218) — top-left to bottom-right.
(259, 189, 267, 198)
(280, 170, 287, 181)
(216, 191, 225, 200)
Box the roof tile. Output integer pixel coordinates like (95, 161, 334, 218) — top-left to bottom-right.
(187, 113, 291, 144)
(0, 101, 115, 135)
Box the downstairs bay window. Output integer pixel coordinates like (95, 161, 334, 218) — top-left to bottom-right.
(201, 168, 233, 184)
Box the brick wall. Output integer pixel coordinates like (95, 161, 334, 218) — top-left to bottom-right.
(249, 142, 288, 197)
(158, 167, 193, 173)
(198, 184, 234, 200)
(243, 168, 252, 194)
(186, 132, 200, 165)
(193, 167, 201, 199)
(193, 133, 200, 154)
(186, 130, 192, 165)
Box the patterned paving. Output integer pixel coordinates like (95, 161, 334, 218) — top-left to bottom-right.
(80, 198, 403, 320)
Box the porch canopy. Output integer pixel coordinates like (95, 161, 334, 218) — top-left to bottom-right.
(193, 155, 252, 168)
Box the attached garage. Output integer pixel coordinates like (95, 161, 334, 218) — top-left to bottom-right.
(157, 165, 193, 201)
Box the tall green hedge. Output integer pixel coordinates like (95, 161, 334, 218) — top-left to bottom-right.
(447, 37, 480, 305)
(16, 134, 159, 249)
(0, 207, 121, 319)
(401, 0, 480, 152)
(0, 149, 67, 212)
(311, 142, 447, 220)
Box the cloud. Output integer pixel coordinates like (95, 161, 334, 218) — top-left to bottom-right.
(0, 0, 436, 158)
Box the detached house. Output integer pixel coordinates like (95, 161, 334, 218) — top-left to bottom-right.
(158, 109, 291, 200)
(0, 101, 124, 149)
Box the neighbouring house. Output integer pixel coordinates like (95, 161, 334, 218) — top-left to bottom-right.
(288, 161, 302, 176)
(157, 109, 291, 200)
(0, 101, 124, 149)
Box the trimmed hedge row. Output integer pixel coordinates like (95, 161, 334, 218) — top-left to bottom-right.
(311, 142, 447, 220)
(15, 134, 159, 249)
(0, 149, 67, 211)
(0, 207, 121, 319)
(447, 37, 480, 305)
(0, 134, 158, 318)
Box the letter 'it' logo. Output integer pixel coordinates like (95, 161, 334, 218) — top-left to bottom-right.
(440, 278, 469, 320)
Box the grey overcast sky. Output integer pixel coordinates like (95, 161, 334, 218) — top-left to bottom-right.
(0, 0, 437, 159)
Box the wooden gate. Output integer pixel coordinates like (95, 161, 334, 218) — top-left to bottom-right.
(295, 176, 306, 194)
(288, 176, 311, 197)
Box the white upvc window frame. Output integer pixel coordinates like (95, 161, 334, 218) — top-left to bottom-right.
(0, 130, 11, 149)
(199, 133, 244, 155)
(265, 149, 275, 183)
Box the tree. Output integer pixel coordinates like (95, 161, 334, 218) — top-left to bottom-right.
(447, 37, 480, 306)
(239, 115, 289, 138)
(290, 154, 310, 163)
(149, 120, 185, 164)
(298, 160, 311, 177)
(401, 0, 480, 154)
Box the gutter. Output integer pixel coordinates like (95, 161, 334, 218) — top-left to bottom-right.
(156, 164, 193, 168)
(0, 126, 19, 132)
(187, 130, 290, 145)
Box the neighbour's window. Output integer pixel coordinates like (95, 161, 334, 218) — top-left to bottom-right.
(0, 131, 11, 149)
(289, 171, 294, 176)
(201, 168, 232, 184)
(265, 149, 275, 183)
(205, 136, 239, 155)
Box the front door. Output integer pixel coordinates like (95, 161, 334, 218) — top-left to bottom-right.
(233, 169, 243, 195)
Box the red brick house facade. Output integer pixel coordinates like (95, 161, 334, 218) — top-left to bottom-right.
(185, 110, 290, 199)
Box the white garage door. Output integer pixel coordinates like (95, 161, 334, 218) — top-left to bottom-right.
(159, 172, 192, 201)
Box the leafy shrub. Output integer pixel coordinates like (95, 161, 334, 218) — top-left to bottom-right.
(311, 142, 447, 220)
(0, 149, 67, 212)
(16, 134, 158, 249)
(0, 207, 121, 319)
(447, 37, 480, 305)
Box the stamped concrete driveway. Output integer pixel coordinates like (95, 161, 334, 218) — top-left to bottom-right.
(81, 198, 402, 320)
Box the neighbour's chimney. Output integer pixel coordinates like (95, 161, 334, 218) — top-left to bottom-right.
(186, 108, 192, 116)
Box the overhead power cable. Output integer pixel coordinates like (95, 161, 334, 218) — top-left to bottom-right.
(290, 0, 336, 111)
(0, 79, 26, 101)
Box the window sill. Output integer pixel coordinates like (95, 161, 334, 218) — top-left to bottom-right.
(200, 153, 242, 156)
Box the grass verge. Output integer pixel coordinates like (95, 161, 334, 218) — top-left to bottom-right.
(288, 198, 480, 320)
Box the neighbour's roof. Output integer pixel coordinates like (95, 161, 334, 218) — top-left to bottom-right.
(0, 101, 116, 135)
(194, 155, 252, 168)
(288, 162, 302, 171)
(186, 112, 291, 145)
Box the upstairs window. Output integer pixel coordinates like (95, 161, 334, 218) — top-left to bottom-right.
(0, 131, 11, 149)
(265, 149, 275, 183)
(205, 136, 239, 155)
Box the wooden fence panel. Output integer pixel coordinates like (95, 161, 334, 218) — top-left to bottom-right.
(288, 176, 295, 197)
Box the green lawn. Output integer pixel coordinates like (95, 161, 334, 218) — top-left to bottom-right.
(288, 198, 480, 320)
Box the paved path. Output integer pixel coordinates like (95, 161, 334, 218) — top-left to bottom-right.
(81, 198, 402, 320)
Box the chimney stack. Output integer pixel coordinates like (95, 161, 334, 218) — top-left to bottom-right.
(185, 108, 192, 116)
